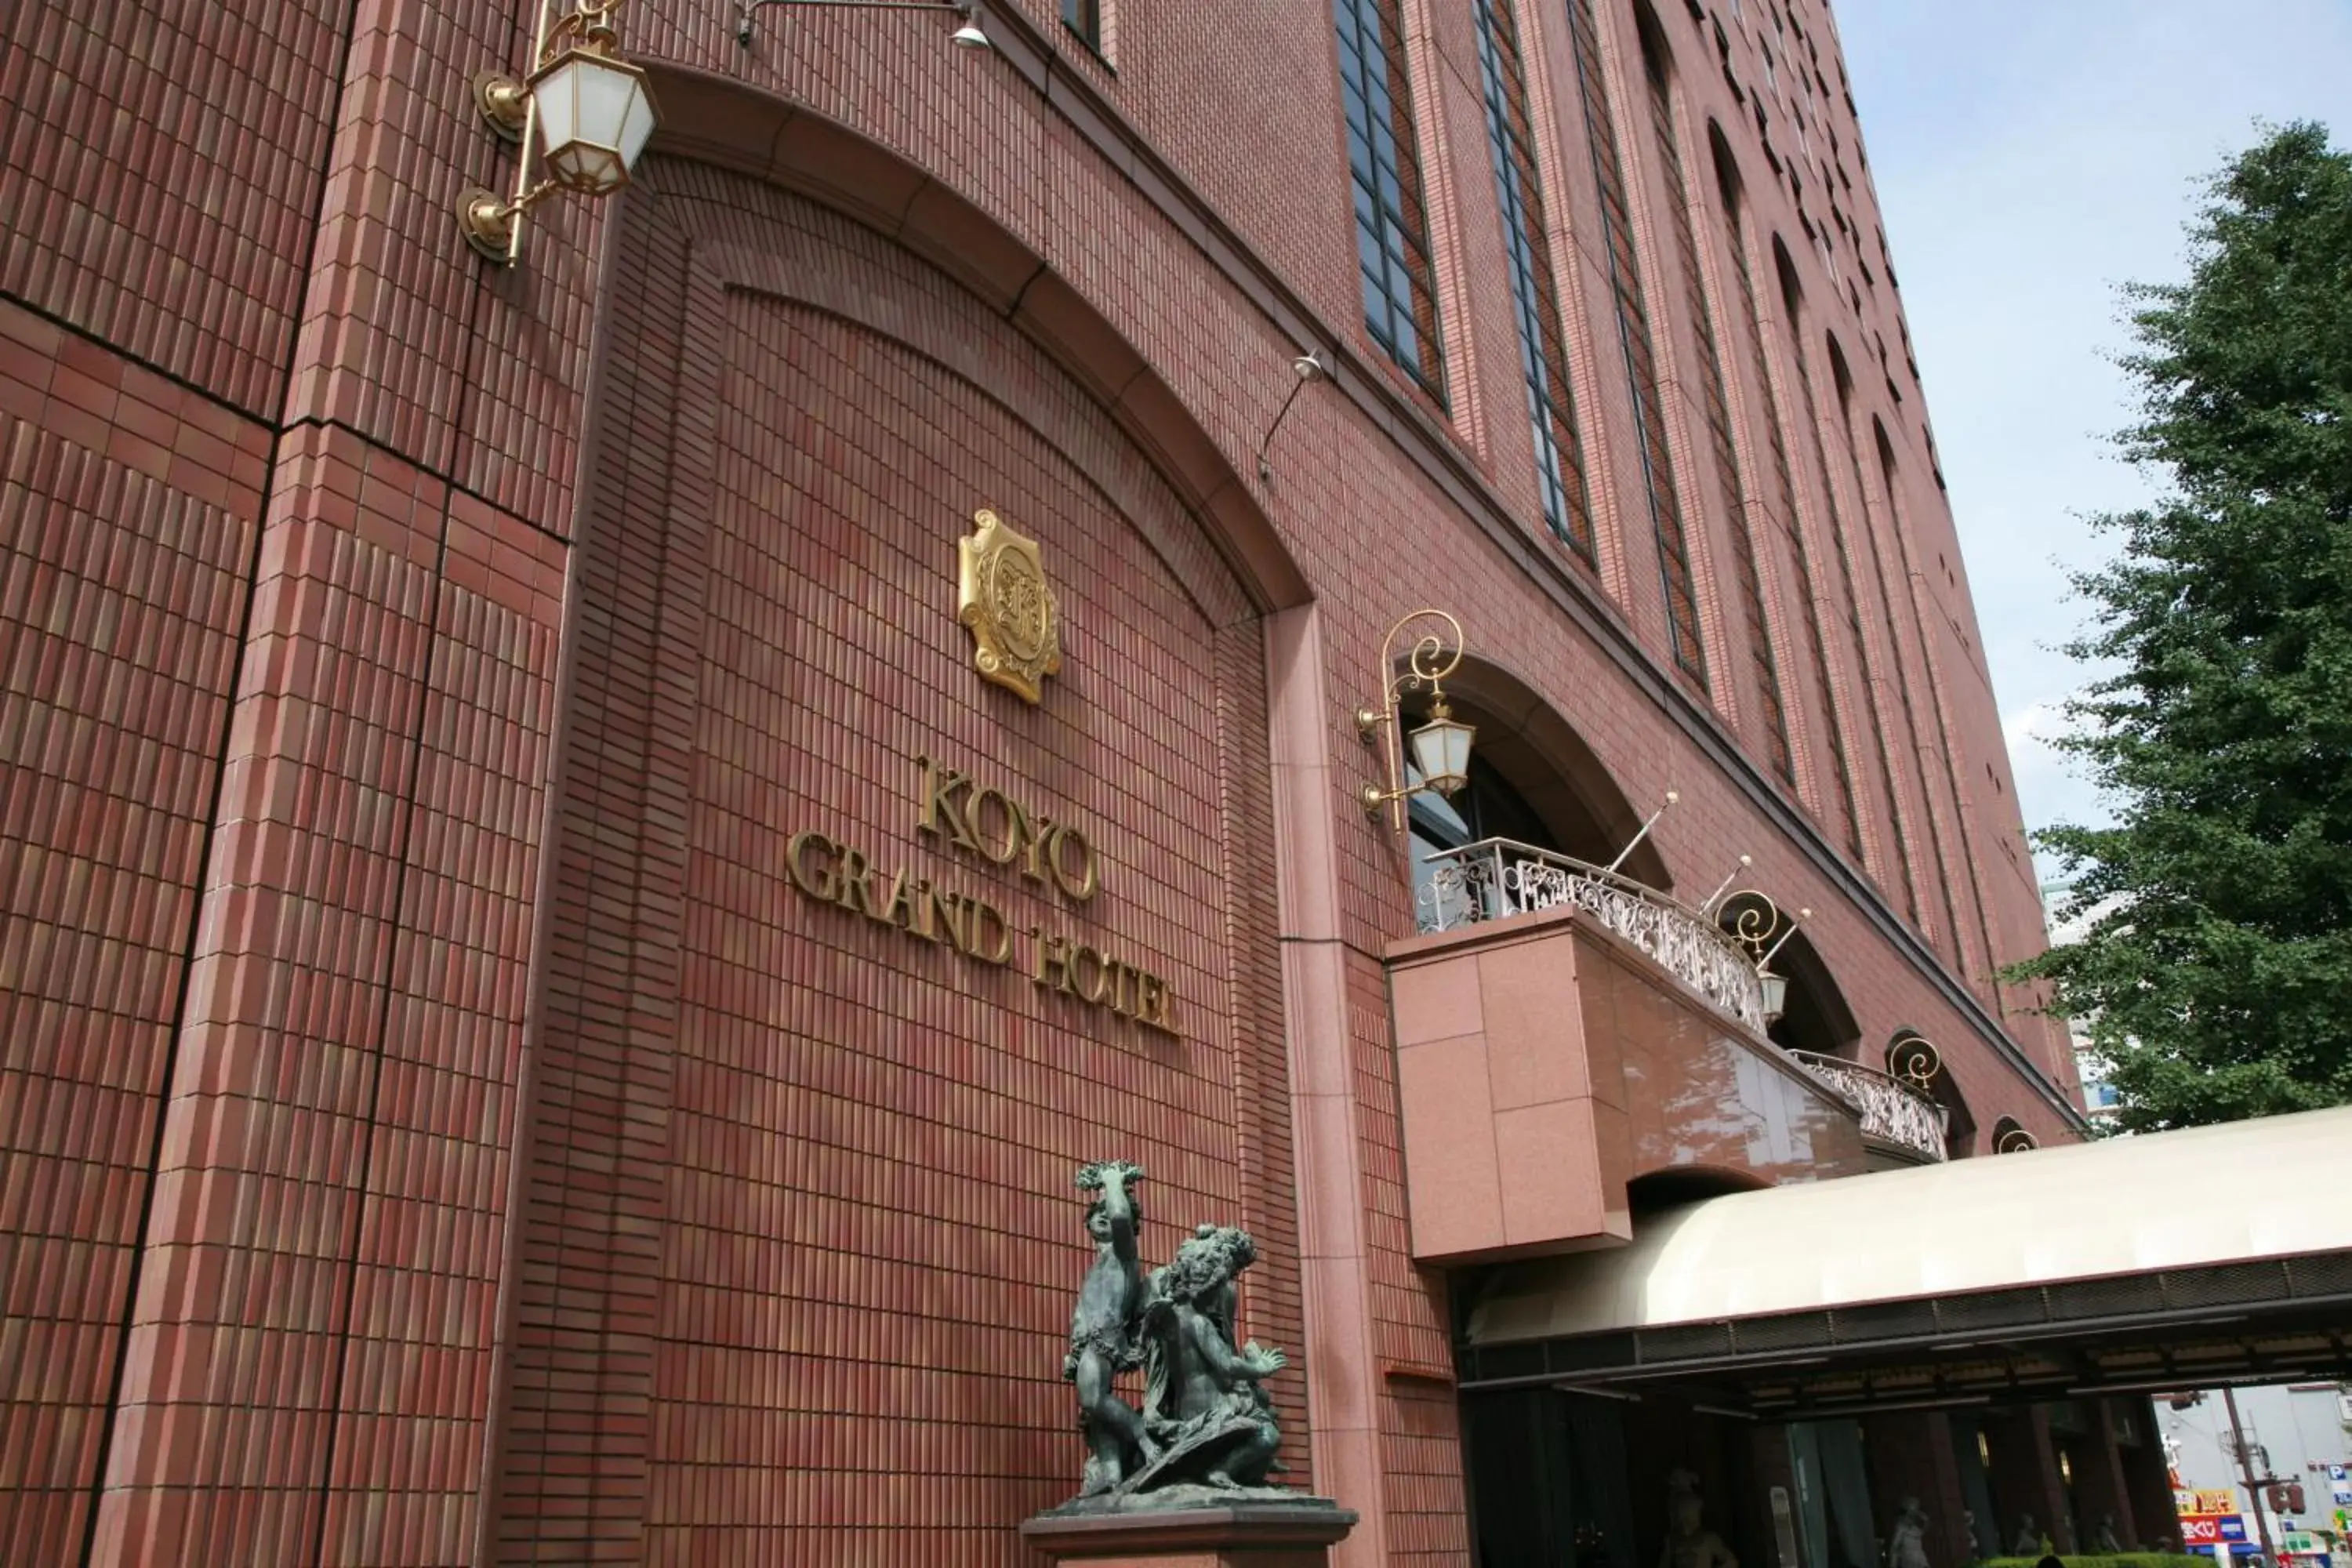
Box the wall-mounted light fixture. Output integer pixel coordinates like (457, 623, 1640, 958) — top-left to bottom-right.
(1720, 890, 1812, 1025)
(1356, 609, 1473, 832)
(1254, 350, 1330, 484)
(460, 0, 659, 266)
(736, 0, 991, 51)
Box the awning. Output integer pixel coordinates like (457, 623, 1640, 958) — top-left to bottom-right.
(1458, 1106, 2352, 1415)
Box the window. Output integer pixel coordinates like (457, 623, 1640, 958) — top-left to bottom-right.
(1777, 268, 1916, 916)
(1062, 0, 1103, 54)
(1334, 0, 1446, 398)
(1714, 132, 1860, 853)
(1874, 418, 1991, 971)
(1566, 0, 1708, 685)
(1642, 28, 1791, 778)
(1472, 0, 1596, 558)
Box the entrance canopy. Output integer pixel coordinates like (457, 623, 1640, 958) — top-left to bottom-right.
(1459, 1106, 2352, 1418)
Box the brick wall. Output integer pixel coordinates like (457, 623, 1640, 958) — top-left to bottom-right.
(0, 301, 268, 1563)
(0, 0, 2085, 1559)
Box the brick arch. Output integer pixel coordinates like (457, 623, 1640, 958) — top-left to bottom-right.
(481, 147, 1309, 1562)
(639, 60, 1309, 614)
(1428, 653, 1675, 891)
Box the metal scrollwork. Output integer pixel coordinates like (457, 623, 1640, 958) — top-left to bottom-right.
(1788, 1050, 1951, 1163)
(1886, 1033, 1942, 1090)
(1417, 838, 1767, 1034)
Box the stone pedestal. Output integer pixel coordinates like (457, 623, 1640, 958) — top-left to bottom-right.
(1019, 1501, 1358, 1566)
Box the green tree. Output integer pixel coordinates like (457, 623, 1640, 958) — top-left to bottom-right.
(2013, 123, 2352, 1132)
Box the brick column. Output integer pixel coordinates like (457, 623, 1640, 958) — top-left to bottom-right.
(1984, 1405, 2074, 1557)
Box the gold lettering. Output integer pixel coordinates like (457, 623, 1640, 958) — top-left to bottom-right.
(874, 869, 914, 930)
(1104, 958, 1134, 1016)
(968, 898, 1014, 966)
(834, 848, 877, 919)
(967, 786, 1029, 867)
(1042, 823, 1099, 902)
(1033, 930, 1072, 989)
(1069, 944, 1111, 1004)
(914, 755, 980, 852)
(906, 879, 938, 942)
(1135, 973, 1180, 1033)
(786, 831, 840, 900)
(931, 888, 972, 953)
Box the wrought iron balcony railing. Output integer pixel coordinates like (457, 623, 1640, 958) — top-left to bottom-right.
(1785, 1050, 1951, 1163)
(1416, 837, 1768, 1034)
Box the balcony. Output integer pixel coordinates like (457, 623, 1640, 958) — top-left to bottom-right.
(1417, 838, 1769, 1033)
(1787, 1051, 1950, 1164)
(1389, 841, 1878, 1265)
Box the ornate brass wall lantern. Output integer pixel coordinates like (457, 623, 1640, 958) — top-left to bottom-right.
(735, 0, 991, 51)
(1719, 890, 1813, 1025)
(460, 0, 660, 265)
(1357, 610, 1474, 832)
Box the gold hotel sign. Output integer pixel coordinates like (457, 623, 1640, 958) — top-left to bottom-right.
(785, 757, 1180, 1035)
(958, 508, 1062, 704)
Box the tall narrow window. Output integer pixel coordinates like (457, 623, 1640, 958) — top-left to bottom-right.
(1472, 0, 1595, 560)
(1335, 0, 1446, 398)
(1876, 421, 1998, 979)
(1062, 0, 1103, 53)
(1828, 340, 1935, 938)
(1639, 21, 1790, 778)
(1564, 0, 1708, 686)
(1777, 245, 1917, 920)
(1715, 142, 1858, 851)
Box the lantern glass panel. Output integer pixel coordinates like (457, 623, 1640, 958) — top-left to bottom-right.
(1409, 713, 1475, 795)
(532, 50, 655, 194)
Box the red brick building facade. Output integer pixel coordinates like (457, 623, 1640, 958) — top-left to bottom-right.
(1, 0, 2107, 1563)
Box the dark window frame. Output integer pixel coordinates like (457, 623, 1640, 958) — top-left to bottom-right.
(1334, 0, 1448, 401)
(1472, 0, 1598, 561)
(1062, 0, 1105, 57)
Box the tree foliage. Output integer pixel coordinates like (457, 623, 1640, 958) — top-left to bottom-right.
(2011, 123, 2352, 1131)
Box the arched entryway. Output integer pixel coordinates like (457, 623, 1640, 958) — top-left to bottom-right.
(1396, 655, 1674, 935)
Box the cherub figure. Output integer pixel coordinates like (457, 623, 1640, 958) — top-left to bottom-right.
(1138, 1224, 1287, 1490)
(1063, 1161, 1158, 1496)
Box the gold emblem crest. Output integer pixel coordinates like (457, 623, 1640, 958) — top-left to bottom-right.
(956, 508, 1063, 704)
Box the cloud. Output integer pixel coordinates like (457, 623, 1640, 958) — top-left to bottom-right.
(2001, 699, 2064, 770)
(1835, 0, 2352, 852)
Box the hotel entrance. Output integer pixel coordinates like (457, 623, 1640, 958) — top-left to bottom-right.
(1449, 1109, 2352, 1568)
(1464, 1389, 1765, 1568)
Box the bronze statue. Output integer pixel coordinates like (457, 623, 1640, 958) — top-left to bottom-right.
(1064, 1162, 1157, 1497)
(1886, 1497, 1932, 1568)
(1134, 1225, 1287, 1490)
(1047, 1163, 1335, 1516)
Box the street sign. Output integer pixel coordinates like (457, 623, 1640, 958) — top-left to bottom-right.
(2182, 1515, 2251, 1547)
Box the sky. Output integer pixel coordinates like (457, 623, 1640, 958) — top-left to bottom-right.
(1832, 0, 2352, 884)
